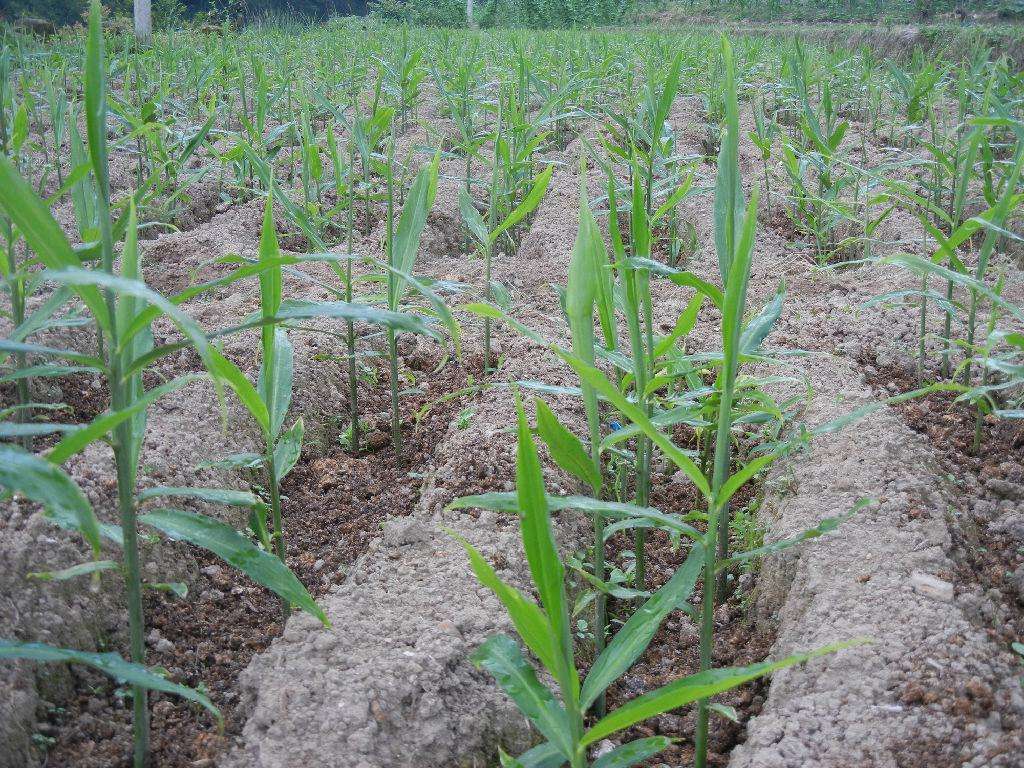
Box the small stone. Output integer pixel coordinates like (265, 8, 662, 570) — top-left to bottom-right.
(592, 740, 617, 759)
(383, 518, 430, 546)
(910, 571, 953, 602)
(201, 564, 223, 578)
(985, 479, 1024, 502)
(155, 638, 175, 654)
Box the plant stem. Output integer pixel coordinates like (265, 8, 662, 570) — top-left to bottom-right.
(483, 238, 493, 372)
(624, 266, 650, 592)
(388, 327, 402, 465)
(346, 82, 360, 455)
(267, 451, 289, 622)
(385, 135, 402, 465)
(114, 434, 150, 768)
(917, 271, 928, 386)
(697, 357, 737, 768)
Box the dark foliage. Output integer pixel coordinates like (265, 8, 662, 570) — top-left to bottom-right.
(2, 0, 368, 27)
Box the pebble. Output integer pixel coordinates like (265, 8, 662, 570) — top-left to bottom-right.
(591, 740, 617, 759)
(910, 571, 953, 602)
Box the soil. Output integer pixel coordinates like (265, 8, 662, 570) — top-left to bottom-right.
(4, 26, 1024, 768)
(862, 362, 1024, 698)
(31, 357, 476, 768)
(0, 371, 109, 451)
(602, 474, 769, 768)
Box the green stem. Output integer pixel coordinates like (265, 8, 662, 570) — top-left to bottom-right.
(623, 267, 650, 592)
(697, 365, 737, 768)
(589, 445, 606, 719)
(483, 239, 493, 372)
(6, 232, 30, 450)
(386, 131, 401, 466)
(388, 326, 402, 466)
(108, 296, 148, 768)
(346, 103, 360, 455)
(917, 270, 928, 386)
(114, 436, 149, 768)
(267, 451, 289, 621)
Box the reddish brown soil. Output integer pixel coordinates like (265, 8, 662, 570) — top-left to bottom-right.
(1, 372, 109, 451)
(861, 362, 1024, 728)
(589, 423, 771, 767)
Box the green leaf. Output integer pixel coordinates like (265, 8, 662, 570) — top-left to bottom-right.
(592, 737, 673, 768)
(0, 339, 104, 370)
(0, 422, 79, 439)
(273, 417, 304, 481)
(490, 164, 552, 244)
(27, 560, 118, 582)
(6, 287, 74, 347)
(449, 530, 560, 677)
(626, 258, 723, 311)
(654, 293, 704, 358)
(740, 285, 784, 355)
(515, 394, 577, 699)
(449, 492, 702, 540)
(879, 254, 1024, 324)
(390, 153, 439, 310)
(581, 546, 702, 708)
(565, 179, 603, 498)
(459, 188, 489, 247)
(713, 36, 744, 283)
(557, 353, 711, 500)
(257, 192, 283, 372)
(722, 499, 871, 567)
(44, 269, 210, 367)
(195, 452, 265, 471)
(471, 635, 573, 760)
(720, 187, 759, 363)
(366, 255, 462, 355)
(136, 486, 266, 510)
(534, 399, 601, 493)
(511, 742, 565, 768)
(582, 641, 868, 745)
(207, 347, 270, 435)
(499, 748, 527, 768)
(0, 445, 101, 558)
(714, 453, 777, 510)
(0, 640, 219, 721)
(0, 158, 110, 334)
(710, 702, 739, 722)
(652, 172, 694, 223)
(146, 581, 188, 598)
(140, 508, 328, 626)
(259, 329, 294, 440)
(651, 52, 683, 149)
(84, 0, 109, 200)
(270, 299, 433, 334)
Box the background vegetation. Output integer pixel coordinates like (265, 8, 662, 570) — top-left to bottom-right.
(4, 0, 1024, 28)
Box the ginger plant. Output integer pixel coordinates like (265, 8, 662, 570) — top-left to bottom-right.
(0, 6, 327, 765)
